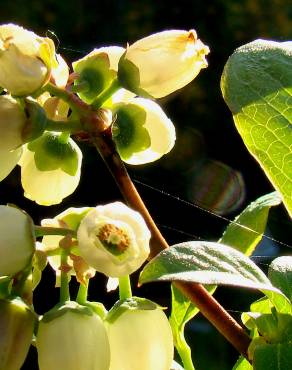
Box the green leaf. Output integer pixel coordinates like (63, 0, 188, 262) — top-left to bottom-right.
(140, 241, 273, 289)
(243, 311, 292, 343)
(219, 192, 282, 255)
(170, 284, 214, 370)
(253, 343, 292, 370)
(221, 40, 292, 217)
(268, 256, 292, 301)
(232, 356, 253, 370)
(250, 296, 273, 314)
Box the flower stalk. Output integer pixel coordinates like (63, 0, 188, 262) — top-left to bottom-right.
(118, 275, 132, 300)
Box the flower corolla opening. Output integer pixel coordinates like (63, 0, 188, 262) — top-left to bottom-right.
(77, 202, 151, 277)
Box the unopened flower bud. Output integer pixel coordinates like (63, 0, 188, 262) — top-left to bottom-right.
(0, 205, 35, 277)
(18, 132, 82, 205)
(112, 98, 176, 164)
(51, 54, 69, 87)
(77, 202, 151, 277)
(0, 297, 36, 370)
(36, 301, 110, 370)
(106, 297, 174, 370)
(0, 147, 22, 181)
(118, 29, 209, 98)
(0, 23, 57, 96)
(0, 95, 26, 151)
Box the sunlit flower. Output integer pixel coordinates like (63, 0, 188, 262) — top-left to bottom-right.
(0, 23, 57, 96)
(77, 202, 151, 277)
(37, 302, 110, 370)
(0, 205, 35, 277)
(18, 133, 82, 206)
(106, 299, 174, 370)
(112, 97, 176, 165)
(118, 29, 210, 98)
(50, 54, 69, 87)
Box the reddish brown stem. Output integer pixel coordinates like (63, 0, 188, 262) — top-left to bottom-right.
(91, 128, 251, 358)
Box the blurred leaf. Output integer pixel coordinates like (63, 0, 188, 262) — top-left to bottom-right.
(268, 256, 292, 301)
(219, 192, 282, 255)
(188, 159, 245, 215)
(221, 39, 292, 217)
(253, 343, 292, 370)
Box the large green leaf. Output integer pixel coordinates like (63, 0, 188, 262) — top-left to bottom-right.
(219, 192, 282, 255)
(253, 343, 292, 370)
(221, 40, 292, 217)
(140, 241, 276, 290)
(268, 256, 292, 301)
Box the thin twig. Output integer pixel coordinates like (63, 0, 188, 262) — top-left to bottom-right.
(91, 127, 251, 358)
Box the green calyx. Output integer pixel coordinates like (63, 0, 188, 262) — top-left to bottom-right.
(41, 301, 94, 323)
(117, 54, 153, 99)
(21, 99, 47, 143)
(106, 296, 158, 324)
(112, 103, 151, 160)
(27, 132, 79, 176)
(73, 52, 116, 104)
(60, 208, 93, 231)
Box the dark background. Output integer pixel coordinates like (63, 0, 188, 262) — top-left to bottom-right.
(0, 1, 291, 369)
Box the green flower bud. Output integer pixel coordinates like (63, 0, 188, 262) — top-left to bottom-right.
(0, 205, 35, 277)
(118, 29, 209, 98)
(77, 202, 151, 277)
(0, 23, 57, 96)
(106, 297, 174, 370)
(112, 98, 176, 164)
(36, 301, 110, 370)
(0, 297, 36, 370)
(18, 132, 82, 205)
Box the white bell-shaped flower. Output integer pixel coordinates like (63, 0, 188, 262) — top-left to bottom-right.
(112, 98, 176, 165)
(0, 205, 35, 277)
(37, 302, 110, 370)
(0, 23, 57, 96)
(106, 299, 174, 370)
(19, 133, 82, 206)
(118, 29, 209, 98)
(77, 202, 151, 277)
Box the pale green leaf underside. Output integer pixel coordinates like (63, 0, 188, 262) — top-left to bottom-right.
(221, 39, 292, 217)
(219, 191, 282, 256)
